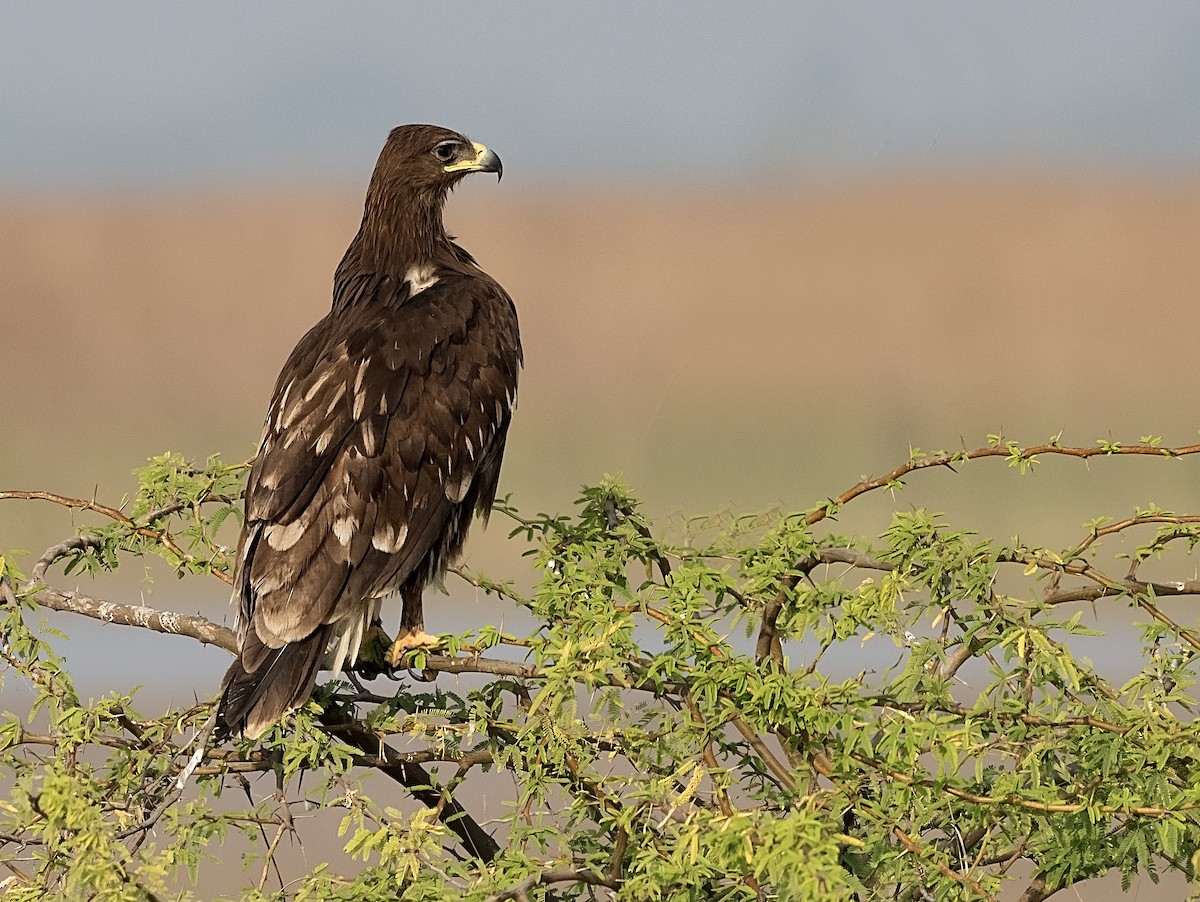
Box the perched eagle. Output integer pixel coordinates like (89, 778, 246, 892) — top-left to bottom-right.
(215, 124, 522, 739)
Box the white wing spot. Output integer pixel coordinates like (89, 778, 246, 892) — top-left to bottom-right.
(361, 421, 378, 456)
(324, 385, 345, 416)
(274, 380, 295, 429)
(371, 522, 409, 553)
(445, 468, 474, 503)
(304, 370, 333, 402)
(333, 516, 358, 545)
(253, 572, 284, 594)
(266, 520, 306, 551)
(405, 265, 439, 295)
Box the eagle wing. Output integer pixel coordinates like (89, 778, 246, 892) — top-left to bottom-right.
(235, 272, 520, 656)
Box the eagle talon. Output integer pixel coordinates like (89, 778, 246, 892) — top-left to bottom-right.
(349, 620, 395, 680)
(386, 631, 441, 668)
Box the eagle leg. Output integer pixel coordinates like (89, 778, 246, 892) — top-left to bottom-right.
(386, 582, 441, 667)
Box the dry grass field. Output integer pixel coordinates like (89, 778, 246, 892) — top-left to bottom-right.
(4, 172, 1199, 532)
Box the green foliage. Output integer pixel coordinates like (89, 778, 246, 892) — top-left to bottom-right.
(58, 452, 248, 582)
(3, 440, 1200, 899)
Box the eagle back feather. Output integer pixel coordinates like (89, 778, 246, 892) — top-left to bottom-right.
(240, 271, 519, 648)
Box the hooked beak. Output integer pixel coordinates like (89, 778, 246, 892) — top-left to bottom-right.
(444, 142, 503, 181)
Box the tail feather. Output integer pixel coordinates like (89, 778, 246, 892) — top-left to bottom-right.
(215, 625, 331, 741)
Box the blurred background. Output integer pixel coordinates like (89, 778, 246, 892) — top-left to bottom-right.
(2, 4, 1200, 894)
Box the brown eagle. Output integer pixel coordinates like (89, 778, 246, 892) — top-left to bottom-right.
(215, 124, 521, 739)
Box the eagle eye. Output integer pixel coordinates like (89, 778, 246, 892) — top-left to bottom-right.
(433, 141, 459, 163)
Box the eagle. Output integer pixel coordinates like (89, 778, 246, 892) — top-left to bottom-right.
(215, 124, 522, 740)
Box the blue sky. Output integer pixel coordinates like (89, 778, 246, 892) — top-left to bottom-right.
(2, 3, 1198, 187)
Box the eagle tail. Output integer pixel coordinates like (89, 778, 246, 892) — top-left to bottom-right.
(215, 625, 331, 741)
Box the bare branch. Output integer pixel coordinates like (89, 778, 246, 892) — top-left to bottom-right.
(418, 654, 538, 680)
(16, 581, 237, 653)
(32, 535, 105, 584)
(0, 489, 136, 522)
(730, 716, 797, 793)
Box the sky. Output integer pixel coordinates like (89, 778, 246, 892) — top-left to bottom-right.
(1, 2, 1198, 190)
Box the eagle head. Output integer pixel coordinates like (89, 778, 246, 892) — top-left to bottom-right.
(350, 124, 502, 273)
(369, 124, 501, 203)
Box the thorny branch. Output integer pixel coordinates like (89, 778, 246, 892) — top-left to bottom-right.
(21, 582, 238, 653)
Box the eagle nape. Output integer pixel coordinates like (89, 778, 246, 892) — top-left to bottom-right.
(214, 124, 522, 741)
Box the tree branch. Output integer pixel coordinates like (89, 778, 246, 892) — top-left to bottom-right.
(802, 440, 1200, 529)
(892, 826, 996, 900)
(15, 581, 237, 653)
(1016, 874, 1057, 902)
(484, 863, 619, 902)
(318, 713, 501, 863)
(3, 490, 234, 586)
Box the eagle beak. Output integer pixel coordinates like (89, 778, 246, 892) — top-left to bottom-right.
(444, 142, 503, 181)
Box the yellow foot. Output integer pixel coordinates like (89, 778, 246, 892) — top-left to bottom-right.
(386, 630, 441, 667)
